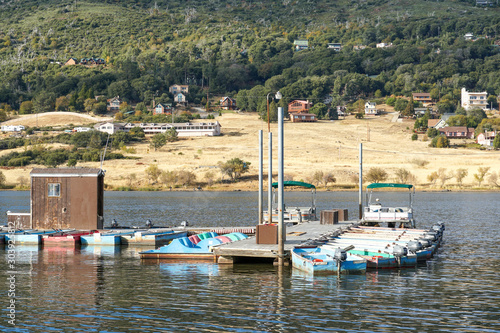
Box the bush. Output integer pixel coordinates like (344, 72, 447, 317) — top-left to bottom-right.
(411, 133, 418, 141)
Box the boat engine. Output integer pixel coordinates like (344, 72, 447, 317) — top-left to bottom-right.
(111, 219, 119, 228)
(392, 245, 408, 257)
(146, 219, 153, 228)
(423, 232, 437, 242)
(407, 240, 422, 253)
(418, 238, 431, 248)
(334, 247, 347, 262)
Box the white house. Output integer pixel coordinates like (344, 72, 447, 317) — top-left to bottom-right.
(94, 122, 124, 134)
(461, 87, 488, 111)
(464, 33, 474, 40)
(174, 93, 187, 104)
(327, 43, 342, 51)
(477, 131, 496, 146)
(1, 125, 25, 132)
(365, 101, 378, 115)
(376, 42, 393, 48)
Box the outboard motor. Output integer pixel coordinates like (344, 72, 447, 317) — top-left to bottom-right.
(423, 232, 437, 242)
(111, 219, 119, 228)
(180, 220, 189, 227)
(334, 247, 347, 262)
(407, 240, 422, 253)
(392, 245, 408, 267)
(418, 238, 431, 248)
(146, 219, 153, 228)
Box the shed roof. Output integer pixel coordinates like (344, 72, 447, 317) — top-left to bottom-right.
(31, 168, 104, 177)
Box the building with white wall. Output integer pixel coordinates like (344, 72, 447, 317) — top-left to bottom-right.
(461, 87, 488, 110)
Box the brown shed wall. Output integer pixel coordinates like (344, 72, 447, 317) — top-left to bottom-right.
(31, 175, 103, 230)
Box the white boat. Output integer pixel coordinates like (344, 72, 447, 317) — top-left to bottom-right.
(264, 181, 317, 223)
(362, 183, 415, 228)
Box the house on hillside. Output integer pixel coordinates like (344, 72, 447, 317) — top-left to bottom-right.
(174, 93, 187, 105)
(95, 122, 124, 134)
(376, 42, 393, 48)
(365, 101, 378, 115)
(1, 125, 25, 132)
(477, 131, 496, 146)
(412, 92, 433, 105)
(169, 85, 189, 95)
(438, 126, 475, 139)
(154, 103, 173, 115)
(464, 33, 474, 40)
(290, 113, 317, 123)
(353, 45, 367, 51)
(461, 87, 488, 111)
(107, 96, 121, 111)
(219, 97, 236, 110)
(327, 43, 342, 51)
(65, 58, 78, 66)
(293, 39, 309, 51)
(288, 100, 312, 113)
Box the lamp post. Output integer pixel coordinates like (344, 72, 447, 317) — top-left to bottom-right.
(266, 91, 282, 132)
(266, 91, 282, 223)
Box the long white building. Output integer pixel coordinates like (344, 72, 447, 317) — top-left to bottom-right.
(461, 87, 488, 111)
(95, 121, 221, 137)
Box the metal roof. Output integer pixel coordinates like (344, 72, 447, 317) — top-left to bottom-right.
(367, 183, 413, 189)
(31, 168, 104, 177)
(271, 181, 316, 189)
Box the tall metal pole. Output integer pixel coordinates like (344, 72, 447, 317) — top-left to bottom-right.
(268, 132, 273, 223)
(359, 143, 363, 220)
(267, 93, 271, 132)
(258, 130, 263, 224)
(278, 106, 285, 266)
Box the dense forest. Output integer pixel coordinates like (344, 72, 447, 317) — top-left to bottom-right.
(0, 0, 499, 120)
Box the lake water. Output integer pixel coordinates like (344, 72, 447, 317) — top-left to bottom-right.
(0, 190, 499, 332)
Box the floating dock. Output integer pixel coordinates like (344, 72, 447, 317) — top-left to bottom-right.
(213, 221, 355, 264)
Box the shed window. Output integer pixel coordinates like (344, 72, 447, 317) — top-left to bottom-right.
(48, 183, 60, 197)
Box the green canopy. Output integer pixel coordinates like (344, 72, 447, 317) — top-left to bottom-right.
(367, 183, 413, 189)
(271, 181, 316, 189)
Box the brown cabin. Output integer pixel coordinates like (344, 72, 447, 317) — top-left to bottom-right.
(30, 168, 104, 230)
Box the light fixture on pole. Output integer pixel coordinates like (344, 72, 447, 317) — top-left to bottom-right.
(266, 91, 282, 132)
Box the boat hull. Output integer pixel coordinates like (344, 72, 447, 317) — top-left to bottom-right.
(292, 247, 367, 275)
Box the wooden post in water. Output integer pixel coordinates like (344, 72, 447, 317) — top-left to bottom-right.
(278, 107, 285, 266)
(258, 130, 263, 224)
(359, 143, 363, 220)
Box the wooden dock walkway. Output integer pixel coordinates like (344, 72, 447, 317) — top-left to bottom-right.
(213, 221, 356, 264)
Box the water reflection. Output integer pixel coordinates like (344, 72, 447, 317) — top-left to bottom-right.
(1, 191, 500, 332)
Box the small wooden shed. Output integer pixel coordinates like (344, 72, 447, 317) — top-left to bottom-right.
(30, 168, 105, 230)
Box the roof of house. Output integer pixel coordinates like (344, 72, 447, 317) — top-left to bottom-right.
(428, 119, 441, 127)
(439, 126, 474, 133)
(31, 168, 104, 177)
(288, 100, 310, 105)
(412, 93, 431, 97)
(293, 40, 309, 46)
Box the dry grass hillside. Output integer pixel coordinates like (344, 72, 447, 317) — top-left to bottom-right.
(1, 110, 499, 191)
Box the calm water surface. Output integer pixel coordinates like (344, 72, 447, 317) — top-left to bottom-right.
(0, 190, 499, 332)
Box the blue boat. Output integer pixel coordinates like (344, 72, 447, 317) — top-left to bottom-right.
(291, 247, 367, 275)
(119, 230, 188, 247)
(81, 231, 135, 246)
(5, 230, 60, 245)
(140, 232, 249, 260)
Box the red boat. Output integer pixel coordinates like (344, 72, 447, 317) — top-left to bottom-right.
(42, 230, 98, 247)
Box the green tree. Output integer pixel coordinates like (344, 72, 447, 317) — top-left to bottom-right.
(402, 96, 415, 117)
(150, 133, 167, 151)
(19, 101, 34, 114)
(164, 128, 178, 142)
(426, 127, 439, 138)
(218, 157, 251, 181)
(0, 171, 6, 187)
(365, 167, 388, 183)
(309, 103, 328, 119)
(493, 135, 500, 149)
(394, 98, 408, 112)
